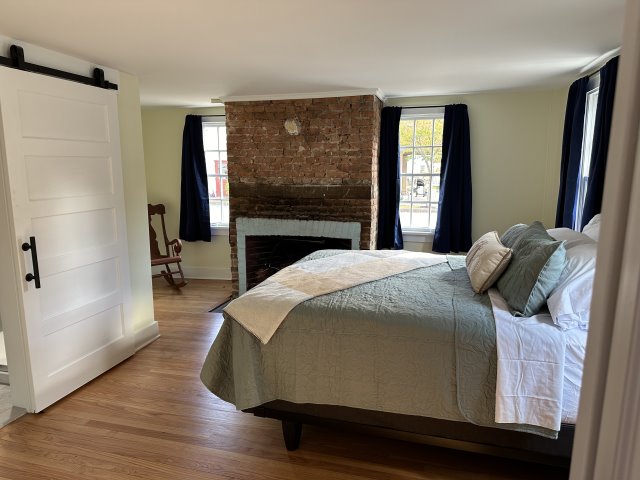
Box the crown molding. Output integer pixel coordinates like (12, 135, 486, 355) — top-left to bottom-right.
(221, 88, 385, 103)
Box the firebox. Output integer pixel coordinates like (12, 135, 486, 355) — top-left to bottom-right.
(236, 217, 361, 294)
(245, 235, 352, 290)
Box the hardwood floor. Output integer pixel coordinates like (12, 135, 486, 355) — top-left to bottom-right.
(0, 279, 569, 479)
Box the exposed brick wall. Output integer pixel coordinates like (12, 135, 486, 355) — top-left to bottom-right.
(226, 94, 382, 295)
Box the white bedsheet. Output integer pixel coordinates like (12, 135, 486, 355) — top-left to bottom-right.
(489, 289, 586, 431)
(562, 327, 588, 423)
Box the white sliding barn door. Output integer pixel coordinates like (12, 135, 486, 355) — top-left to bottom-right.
(0, 67, 135, 412)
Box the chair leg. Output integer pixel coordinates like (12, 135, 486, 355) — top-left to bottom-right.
(173, 262, 187, 289)
(161, 264, 176, 287)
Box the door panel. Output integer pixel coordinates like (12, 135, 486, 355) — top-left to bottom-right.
(18, 90, 110, 142)
(25, 154, 114, 200)
(31, 208, 117, 257)
(39, 258, 120, 319)
(0, 67, 134, 412)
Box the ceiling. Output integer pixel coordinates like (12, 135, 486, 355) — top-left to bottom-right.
(0, 0, 626, 107)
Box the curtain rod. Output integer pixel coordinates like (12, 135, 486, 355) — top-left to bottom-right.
(579, 47, 621, 77)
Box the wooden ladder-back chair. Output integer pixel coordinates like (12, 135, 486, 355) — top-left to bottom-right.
(148, 203, 187, 289)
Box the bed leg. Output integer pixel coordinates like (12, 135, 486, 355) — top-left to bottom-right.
(281, 420, 303, 451)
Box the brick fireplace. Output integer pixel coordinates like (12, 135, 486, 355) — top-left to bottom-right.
(226, 94, 383, 296)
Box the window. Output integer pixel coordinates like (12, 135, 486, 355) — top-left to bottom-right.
(202, 116, 229, 228)
(399, 108, 444, 232)
(574, 75, 600, 230)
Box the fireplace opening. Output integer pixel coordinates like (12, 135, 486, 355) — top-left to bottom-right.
(245, 235, 352, 290)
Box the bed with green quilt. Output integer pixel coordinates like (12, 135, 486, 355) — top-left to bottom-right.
(200, 250, 574, 462)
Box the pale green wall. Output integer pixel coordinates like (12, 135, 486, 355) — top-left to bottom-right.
(117, 73, 158, 347)
(142, 106, 231, 279)
(387, 87, 567, 252)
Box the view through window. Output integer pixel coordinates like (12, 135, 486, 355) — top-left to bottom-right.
(399, 108, 444, 232)
(575, 84, 600, 230)
(202, 117, 229, 227)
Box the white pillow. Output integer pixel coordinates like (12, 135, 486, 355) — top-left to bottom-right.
(547, 228, 595, 249)
(466, 231, 512, 294)
(582, 214, 601, 241)
(547, 241, 597, 330)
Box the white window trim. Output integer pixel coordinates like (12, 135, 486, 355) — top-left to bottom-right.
(399, 106, 444, 241)
(402, 230, 435, 243)
(574, 74, 601, 230)
(202, 115, 229, 234)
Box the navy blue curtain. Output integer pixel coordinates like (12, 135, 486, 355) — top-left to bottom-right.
(555, 77, 588, 228)
(179, 115, 211, 242)
(582, 56, 619, 229)
(377, 106, 404, 249)
(433, 104, 472, 253)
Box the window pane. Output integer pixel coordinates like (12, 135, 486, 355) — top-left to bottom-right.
(434, 119, 444, 146)
(222, 199, 230, 224)
(218, 126, 227, 150)
(413, 148, 431, 174)
(209, 200, 222, 224)
(415, 119, 433, 147)
(430, 177, 440, 204)
(432, 147, 442, 174)
(400, 148, 413, 174)
(222, 176, 229, 198)
(399, 201, 411, 228)
(400, 175, 412, 201)
(411, 176, 431, 201)
(399, 120, 414, 147)
(205, 151, 219, 174)
(411, 202, 430, 229)
(203, 125, 219, 151)
(208, 176, 223, 200)
(428, 204, 438, 230)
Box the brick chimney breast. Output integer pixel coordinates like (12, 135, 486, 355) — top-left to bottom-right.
(226, 95, 383, 296)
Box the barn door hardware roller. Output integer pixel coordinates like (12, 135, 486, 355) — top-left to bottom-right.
(0, 44, 118, 90)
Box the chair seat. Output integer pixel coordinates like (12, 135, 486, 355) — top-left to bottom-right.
(151, 255, 182, 266)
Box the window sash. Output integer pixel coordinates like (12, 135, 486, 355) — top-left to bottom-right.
(202, 119, 228, 227)
(399, 109, 444, 232)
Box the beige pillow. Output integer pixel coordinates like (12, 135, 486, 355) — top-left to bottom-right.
(466, 231, 512, 294)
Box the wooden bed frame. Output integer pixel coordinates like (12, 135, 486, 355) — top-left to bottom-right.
(246, 400, 574, 466)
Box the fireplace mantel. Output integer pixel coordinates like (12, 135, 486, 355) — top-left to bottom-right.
(236, 217, 361, 294)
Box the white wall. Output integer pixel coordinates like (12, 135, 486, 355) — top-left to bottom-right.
(117, 73, 158, 348)
(387, 87, 567, 252)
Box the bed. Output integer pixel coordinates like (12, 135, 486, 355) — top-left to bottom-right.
(200, 219, 599, 464)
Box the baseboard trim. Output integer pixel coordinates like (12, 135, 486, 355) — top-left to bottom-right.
(182, 266, 231, 280)
(134, 321, 160, 351)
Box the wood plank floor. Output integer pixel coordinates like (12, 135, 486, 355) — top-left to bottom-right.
(0, 279, 570, 479)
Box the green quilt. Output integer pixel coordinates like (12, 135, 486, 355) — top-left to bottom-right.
(201, 250, 556, 438)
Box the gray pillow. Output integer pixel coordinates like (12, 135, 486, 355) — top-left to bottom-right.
(497, 221, 566, 316)
(500, 223, 528, 249)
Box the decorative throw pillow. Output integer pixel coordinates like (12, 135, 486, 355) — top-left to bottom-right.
(465, 231, 512, 294)
(497, 221, 567, 317)
(500, 223, 528, 249)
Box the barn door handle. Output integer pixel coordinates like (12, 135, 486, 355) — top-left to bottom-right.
(21, 236, 41, 289)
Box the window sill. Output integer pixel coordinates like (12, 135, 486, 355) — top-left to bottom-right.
(402, 230, 434, 243)
(210, 225, 229, 236)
